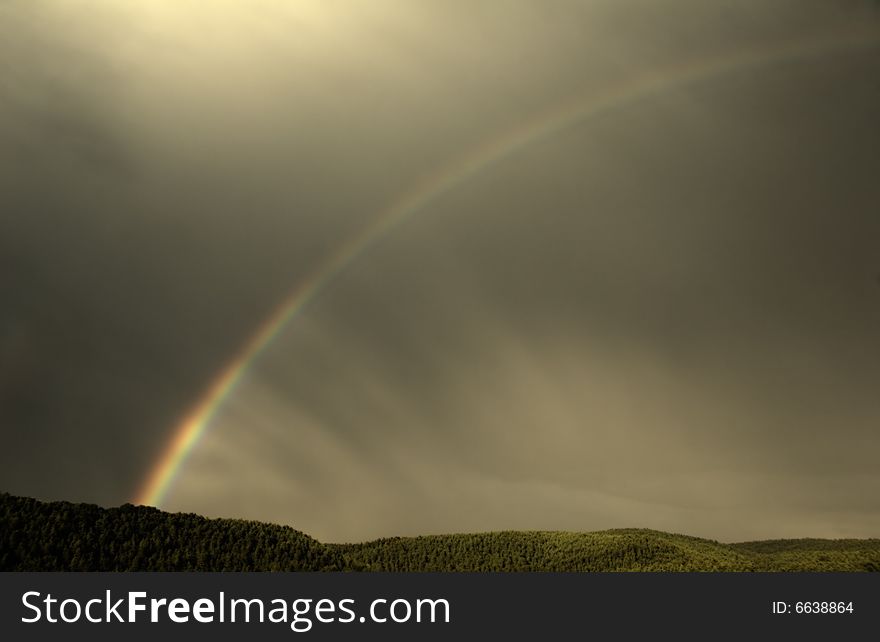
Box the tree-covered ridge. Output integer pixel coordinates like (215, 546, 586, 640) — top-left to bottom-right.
(332, 530, 755, 572)
(334, 530, 880, 572)
(731, 539, 880, 572)
(0, 493, 344, 571)
(2, 493, 878, 571)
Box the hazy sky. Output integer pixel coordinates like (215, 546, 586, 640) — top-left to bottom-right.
(2, 0, 879, 542)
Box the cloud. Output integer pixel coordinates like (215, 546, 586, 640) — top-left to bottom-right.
(1, 0, 878, 539)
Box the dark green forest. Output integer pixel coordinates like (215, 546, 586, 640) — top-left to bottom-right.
(0, 493, 342, 571)
(2, 493, 878, 571)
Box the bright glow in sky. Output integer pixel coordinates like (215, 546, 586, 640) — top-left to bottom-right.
(1, 0, 879, 542)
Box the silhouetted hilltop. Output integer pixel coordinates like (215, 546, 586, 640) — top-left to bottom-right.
(2, 493, 878, 571)
(0, 493, 342, 571)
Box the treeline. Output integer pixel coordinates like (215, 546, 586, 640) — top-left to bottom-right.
(2, 493, 878, 571)
(335, 531, 880, 572)
(732, 539, 880, 572)
(333, 530, 755, 572)
(0, 493, 344, 571)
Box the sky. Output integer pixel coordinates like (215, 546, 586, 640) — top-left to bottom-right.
(1, 0, 879, 543)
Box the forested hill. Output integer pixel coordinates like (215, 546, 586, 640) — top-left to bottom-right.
(0, 493, 343, 571)
(333, 531, 880, 572)
(2, 493, 878, 571)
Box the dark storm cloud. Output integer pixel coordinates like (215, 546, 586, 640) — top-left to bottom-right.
(1, 1, 140, 498)
(0, 0, 365, 502)
(2, 0, 879, 540)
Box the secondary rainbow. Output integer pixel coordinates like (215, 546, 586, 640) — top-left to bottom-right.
(134, 29, 878, 507)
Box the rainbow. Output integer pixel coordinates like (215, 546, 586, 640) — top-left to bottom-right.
(134, 29, 878, 507)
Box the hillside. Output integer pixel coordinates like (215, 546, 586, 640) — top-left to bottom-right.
(334, 530, 880, 572)
(331, 530, 755, 571)
(2, 493, 878, 571)
(0, 493, 343, 571)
